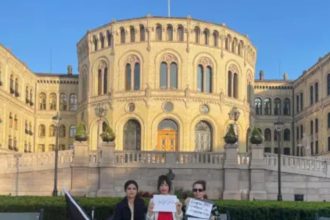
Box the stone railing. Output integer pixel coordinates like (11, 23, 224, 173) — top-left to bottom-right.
(264, 153, 328, 177)
(0, 150, 73, 174)
(112, 150, 224, 168)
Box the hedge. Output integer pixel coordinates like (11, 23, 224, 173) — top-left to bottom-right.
(1, 196, 330, 220)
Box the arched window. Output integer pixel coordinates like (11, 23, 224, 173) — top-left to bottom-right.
(30, 88, 33, 106)
(123, 119, 141, 150)
(59, 125, 66, 137)
(97, 61, 108, 95)
(274, 98, 281, 115)
(274, 130, 279, 141)
(232, 38, 237, 53)
(69, 94, 77, 111)
(125, 55, 141, 91)
(283, 98, 290, 115)
(194, 27, 200, 43)
(130, 26, 135, 42)
(225, 35, 231, 51)
(140, 25, 145, 42)
(203, 29, 209, 45)
(107, 31, 112, 47)
(167, 24, 173, 41)
(264, 128, 271, 142)
(9, 113, 13, 128)
(195, 121, 212, 152)
(14, 78, 19, 96)
(39, 93, 46, 110)
(49, 125, 56, 137)
(264, 98, 272, 115)
(233, 73, 238, 98)
(213, 31, 219, 47)
(160, 54, 178, 89)
(156, 24, 162, 41)
(228, 71, 232, 97)
(14, 115, 18, 130)
(25, 86, 29, 103)
(310, 85, 314, 105)
(177, 25, 184, 42)
(93, 35, 98, 51)
(120, 27, 125, 44)
(157, 119, 178, 151)
(327, 74, 330, 96)
(100, 33, 105, 49)
(284, 128, 290, 141)
(49, 93, 57, 110)
(60, 93, 67, 111)
(255, 98, 262, 115)
(238, 41, 244, 56)
(39, 124, 46, 137)
(197, 58, 213, 93)
(10, 74, 14, 93)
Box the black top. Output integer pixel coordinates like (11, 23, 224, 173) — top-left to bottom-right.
(112, 197, 147, 220)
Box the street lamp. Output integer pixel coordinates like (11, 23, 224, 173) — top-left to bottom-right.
(94, 103, 107, 149)
(274, 118, 284, 201)
(52, 112, 61, 196)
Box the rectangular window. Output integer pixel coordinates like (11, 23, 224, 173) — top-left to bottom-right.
(300, 93, 304, 111)
(310, 120, 313, 135)
(315, 119, 318, 133)
(315, 82, 319, 102)
(296, 95, 300, 113)
(310, 85, 313, 105)
(296, 126, 299, 141)
(311, 142, 314, 155)
(315, 141, 319, 154)
(328, 137, 330, 151)
(328, 113, 330, 129)
(300, 125, 303, 139)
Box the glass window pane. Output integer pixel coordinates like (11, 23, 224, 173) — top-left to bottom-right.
(160, 62, 167, 89)
(134, 63, 140, 90)
(170, 63, 178, 89)
(197, 65, 203, 92)
(205, 66, 212, 93)
(125, 64, 131, 90)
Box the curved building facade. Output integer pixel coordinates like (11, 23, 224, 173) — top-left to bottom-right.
(77, 16, 257, 152)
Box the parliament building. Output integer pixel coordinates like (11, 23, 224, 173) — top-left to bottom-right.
(1, 16, 330, 156)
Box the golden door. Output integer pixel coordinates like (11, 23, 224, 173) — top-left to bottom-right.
(157, 129, 176, 151)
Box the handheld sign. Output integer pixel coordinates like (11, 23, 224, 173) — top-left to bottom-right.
(186, 198, 213, 219)
(153, 195, 178, 212)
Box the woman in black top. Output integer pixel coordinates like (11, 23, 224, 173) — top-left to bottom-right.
(112, 180, 147, 220)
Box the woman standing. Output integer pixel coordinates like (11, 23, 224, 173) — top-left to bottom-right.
(112, 180, 147, 220)
(146, 175, 183, 220)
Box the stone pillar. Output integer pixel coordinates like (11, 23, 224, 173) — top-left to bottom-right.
(223, 143, 241, 200)
(97, 141, 116, 197)
(249, 144, 267, 200)
(71, 141, 89, 196)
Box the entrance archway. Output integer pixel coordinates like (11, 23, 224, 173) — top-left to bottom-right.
(157, 119, 178, 151)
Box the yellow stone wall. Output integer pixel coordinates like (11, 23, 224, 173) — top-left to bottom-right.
(77, 17, 256, 152)
(0, 44, 78, 153)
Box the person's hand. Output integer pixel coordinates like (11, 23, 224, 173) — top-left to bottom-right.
(176, 201, 182, 215)
(148, 201, 154, 214)
(184, 198, 191, 206)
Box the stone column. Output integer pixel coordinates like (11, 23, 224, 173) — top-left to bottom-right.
(223, 143, 241, 200)
(249, 143, 267, 200)
(71, 141, 89, 196)
(97, 141, 116, 196)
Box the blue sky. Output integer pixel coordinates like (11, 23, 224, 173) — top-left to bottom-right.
(0, 0, 329, 80)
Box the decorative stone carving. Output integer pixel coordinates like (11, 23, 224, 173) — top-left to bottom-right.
(161, 53, 178, 64)
(228, 64, 239, 74)
(198, 57, 213, 67)
(200, 104, 209, 114)
(126, 55, 140, 64)
(163, 101, 174, 112)
(126, 103, 135, 113)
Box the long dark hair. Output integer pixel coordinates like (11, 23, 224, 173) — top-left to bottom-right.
(157, 175, 172, 192)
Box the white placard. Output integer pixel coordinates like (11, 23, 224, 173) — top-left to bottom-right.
(153, 195, 178, 212)
(186, 198, 213, 219)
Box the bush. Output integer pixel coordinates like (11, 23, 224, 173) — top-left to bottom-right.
(1, 196, 330, 220)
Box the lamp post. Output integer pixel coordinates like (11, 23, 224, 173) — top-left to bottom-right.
(274, 118, 284, 201)
(52, 112, 61, 196)
(94, 104, 107, 149)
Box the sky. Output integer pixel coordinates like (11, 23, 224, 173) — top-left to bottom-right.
(0, 0, 329, 80)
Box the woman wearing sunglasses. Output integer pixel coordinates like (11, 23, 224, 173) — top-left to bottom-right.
(183, 180, 221, 220)
(146, 175, 183, 220)
(112, 180, 147, 220)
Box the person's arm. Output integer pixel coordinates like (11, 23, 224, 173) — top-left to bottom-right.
(146, 199, 155, 220)
(174, 200, 183, 220)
